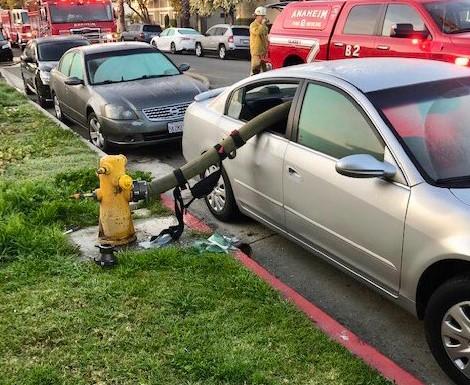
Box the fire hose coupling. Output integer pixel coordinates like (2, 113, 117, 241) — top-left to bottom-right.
(132, 180, 149, 202)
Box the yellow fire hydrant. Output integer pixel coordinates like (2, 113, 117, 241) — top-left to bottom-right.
(95, 155, 136, 246)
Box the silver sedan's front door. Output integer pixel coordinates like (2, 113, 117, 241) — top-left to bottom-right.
(283, 82, 410, 295)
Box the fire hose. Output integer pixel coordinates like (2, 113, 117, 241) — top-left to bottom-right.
(132, 100, 292, 243)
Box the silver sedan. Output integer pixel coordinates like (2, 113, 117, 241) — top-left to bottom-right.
(183, 58, 470, 385)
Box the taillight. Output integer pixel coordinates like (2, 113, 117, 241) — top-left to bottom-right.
(228, 35, 234, 43)
(455, 57, 469, 66)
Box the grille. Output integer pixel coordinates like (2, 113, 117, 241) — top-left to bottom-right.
(70, 28, 101, 41)
(142, 102, 191, 122)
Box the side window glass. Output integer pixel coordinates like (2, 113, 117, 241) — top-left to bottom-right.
(206, 28, 214, 36)
(59, 52, 74, 76)
(343, 5, 383, 35)
(218, 27, 227, 36)
(298, 83, 384, 161)
(69, 53, 83, 80)
(227, 82, 299, 135)
(168, 29, 175, 36)
(382, 4, 427, 36)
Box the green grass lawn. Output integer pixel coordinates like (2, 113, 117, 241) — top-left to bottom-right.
(0, 82, 392, 385)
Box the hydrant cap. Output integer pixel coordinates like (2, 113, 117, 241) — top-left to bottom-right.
(119, 174, 133, 190)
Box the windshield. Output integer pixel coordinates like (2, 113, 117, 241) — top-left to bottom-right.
(86, 49, 180, 85)
(178, 28, 200, 35)
(38, 40, 88, 61)
(143, 25, 161, 32)
(49, 3, 113, 23)
(425, 0, 470, 34)
(367, 77, 470, 186)
(20, 12, 30, 24)
(232, 27, 249, 36)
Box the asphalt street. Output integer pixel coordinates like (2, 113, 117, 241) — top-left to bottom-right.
(0, 52, 453, 385)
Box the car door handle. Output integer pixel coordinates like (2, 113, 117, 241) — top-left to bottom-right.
(377, 45, 390, 50)
(333, 42, 344, 47)
(287, 166, 301, 178)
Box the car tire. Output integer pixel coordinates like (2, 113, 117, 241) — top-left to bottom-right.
(218, 44, 226, 60)
(170, 42, 176, 54)
(35, 79, 47, 108)
(22, 73, 33, 95)
(202, 165, 240, 222)
(88, 112, 109, 152)
(195, 43, 203, 57)
(425, 275, 470, 385)
(52, 93, 65, 122)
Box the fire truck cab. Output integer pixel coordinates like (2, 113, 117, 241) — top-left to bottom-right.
(268, 0, 470, 68)
(26, 0, 117, 43)
(0, 9, 32, 46)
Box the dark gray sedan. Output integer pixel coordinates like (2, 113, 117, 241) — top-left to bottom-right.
(49, 42, 207, 151)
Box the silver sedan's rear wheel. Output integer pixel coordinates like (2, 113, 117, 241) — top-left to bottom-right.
(202, 165, 239, 222)
(88, 112, 109, 152)
(425, 276, 470, 385)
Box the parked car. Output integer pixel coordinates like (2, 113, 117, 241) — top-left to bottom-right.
(49, 42, 207, 151)
(195, 24, 250, 59)
(268, 0, 470, 68)
(121, 23, 162, 43)
(183, 58, 470, 385)
(0, 29, 13, 62)
(150, 27, 202, 53)
(20, 35, 89, 107)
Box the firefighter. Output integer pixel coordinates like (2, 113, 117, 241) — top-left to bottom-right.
(250, 6, 269, 75)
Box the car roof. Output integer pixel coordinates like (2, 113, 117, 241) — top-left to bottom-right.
(75, 42, 152, 55)
(34, 35, 89, 44)
(270, 58, 470, 92)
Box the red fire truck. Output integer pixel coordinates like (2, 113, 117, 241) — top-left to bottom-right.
(0, 9, 32, 46)
(26, 0, 117, 43)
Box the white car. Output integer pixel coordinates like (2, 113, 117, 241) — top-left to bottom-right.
(151, 27, 202, 54)
(183, 58, 470, 385)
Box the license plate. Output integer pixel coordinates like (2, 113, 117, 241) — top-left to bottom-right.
(242, 39, 249, 44)
(168, 121, 184, 133)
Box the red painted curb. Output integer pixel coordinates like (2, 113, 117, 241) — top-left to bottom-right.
(160, 194, 425, 385)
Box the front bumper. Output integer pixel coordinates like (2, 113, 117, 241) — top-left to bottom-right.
(99, 115, 184, 146)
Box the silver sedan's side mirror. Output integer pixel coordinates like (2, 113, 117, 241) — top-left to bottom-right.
(335, 154, 397, 179)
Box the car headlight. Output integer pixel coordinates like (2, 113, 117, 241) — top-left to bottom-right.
(104, 104, 136, 120)
(39, 70, 51, 85)
(1, 42, 11, 49)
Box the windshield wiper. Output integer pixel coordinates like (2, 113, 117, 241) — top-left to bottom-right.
(448, 28, 470, 34)
(93, 79, 122, 85)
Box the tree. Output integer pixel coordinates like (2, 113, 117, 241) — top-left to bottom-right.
(189, 0, 253, 25)
(0, 0, 23, 9)
(169, 0, 190, 27)
(125, 0, 152, 23)
(115, 0, 125, 34)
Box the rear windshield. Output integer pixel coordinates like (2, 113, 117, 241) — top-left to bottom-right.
(86, 48, 179, 85)
(425, 0, 470, 34)
(143, 25, 162, 32)
(38, 40, 89, 61)
(232, 27, 249, 36)
(178, 28, 200, 35)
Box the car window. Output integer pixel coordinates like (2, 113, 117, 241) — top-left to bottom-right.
(167, 29, 175, 36)
(232, 27, 249, 36)
(343, 5, 383, 35)
(69, 53, 83, 80)
(206, 27, 215, 36)
(38, 40, 88, 61)
(298, 83, 384, 161)
(217, 27, 228, 36)
(160, 29, 168, 36)
(58, 51, 74, 75)
(226, 81, 299, 135)
(382, 4, 426, 36)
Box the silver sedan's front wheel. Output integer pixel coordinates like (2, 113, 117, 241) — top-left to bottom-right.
(425, 276, 470, 385)
(202, 165, 239, 222)
(88, 112, 109, 152)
